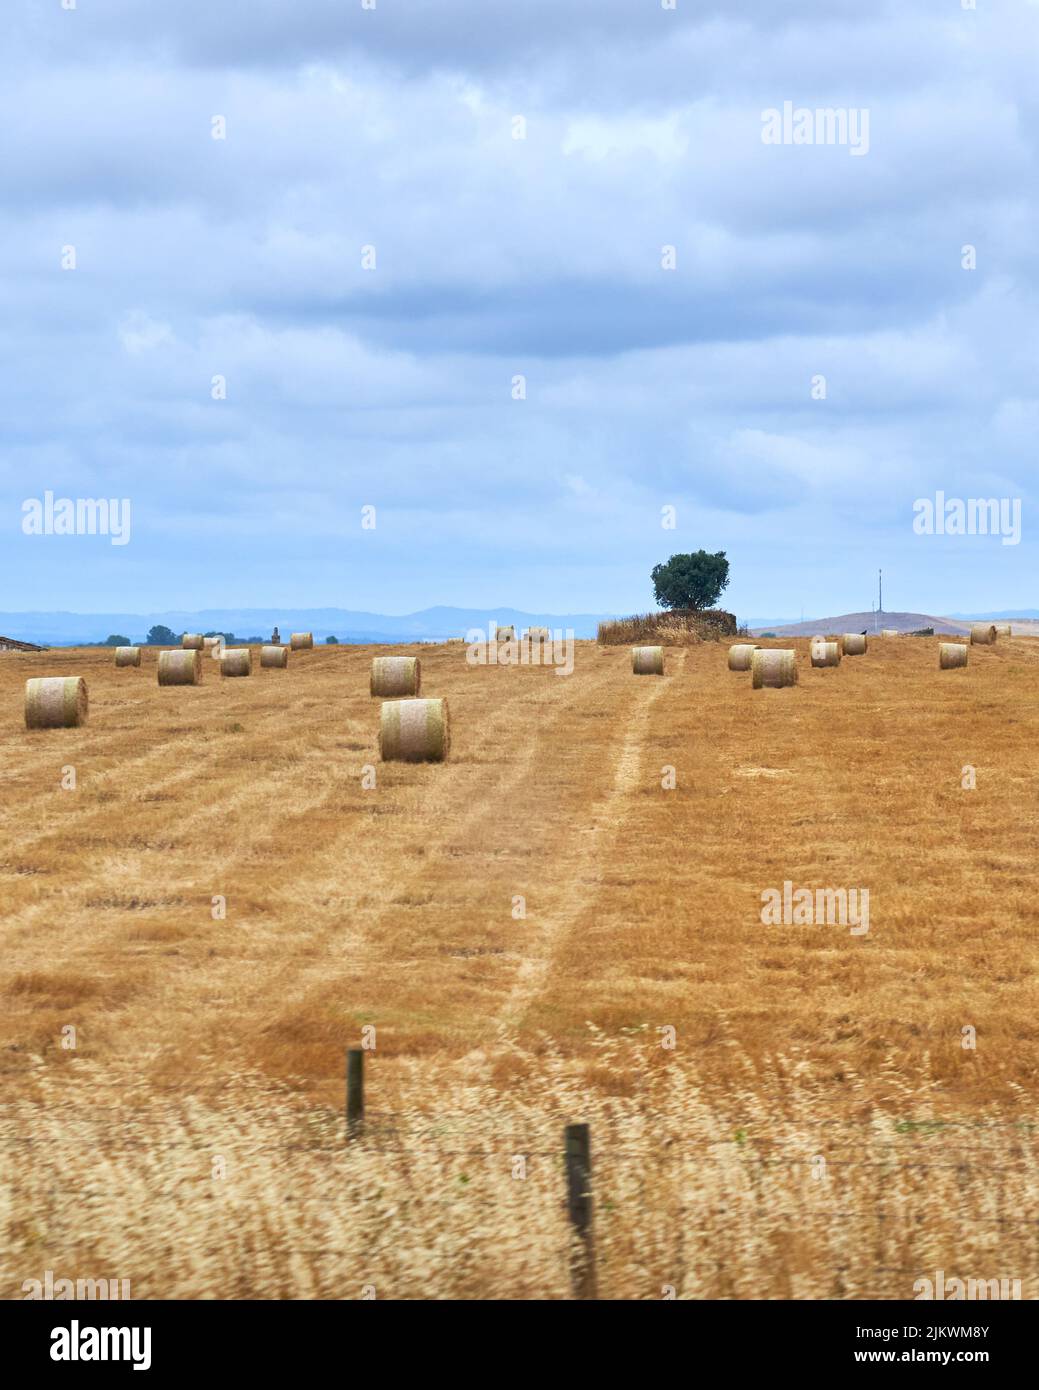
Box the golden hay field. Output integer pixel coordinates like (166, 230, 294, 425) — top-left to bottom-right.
(2, 635, 1038, 1300)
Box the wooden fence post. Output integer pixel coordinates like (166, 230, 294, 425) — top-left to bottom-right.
(564, 1122, 596, 1298)
(346, 1047, 364, 1140)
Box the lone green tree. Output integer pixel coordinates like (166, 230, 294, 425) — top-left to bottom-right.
(145, 624, 178, 645)
(651, 551, 730, 611)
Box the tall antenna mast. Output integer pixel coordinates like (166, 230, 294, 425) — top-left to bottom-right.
(879, 568, 883, 614)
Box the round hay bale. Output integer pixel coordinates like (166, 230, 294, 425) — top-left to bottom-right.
(371, 656, 420, 697)
(632, 645, 664, 675)
(260, 645, 288, 669)
(114, 646, 141, 668)
(203, 637, 222, 654)
(939, 642, 968, 670)
(379, 697, 449, 763)
(525, 626, 550, 642)
(495, 625, 515, 642)
(181, 633, 204, 650)
(970, 623, 996, 645)
(881, 628, 899, 638)
(727, 643, 758, 671)
(290, 632, 314, 650)
(751, 649, 798, 689)
(158, 649, 202, 686)
(842, 633, 867, 656)
(994, 623, 1012, 637)
(220, 648, 252, 677)
(25, 677, 88, 729)
(810, 640, 841, 668)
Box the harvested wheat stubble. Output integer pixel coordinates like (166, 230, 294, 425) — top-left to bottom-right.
(939, 642, 969, 670)
(114, 646, 141, 668)
(379, 697, 450, 762)
(157, 649, 203, 686)
(370, 655, 420, 697)
(632, 645, 665, 675)
(727, 643, 757, 672)
(220, 648, 252, 677)
(751, 649, 798, 689)
(881, 628, 899, 638)
(970, 623, 997, 645)
(24, 677, 88, 729)
(290, 632, 314, 650)
(181, 633, 204, 650)
(495, 625, 515, 642)
(810, 640, 841, 668)
(994, 623, 1012, 637)
(842, 633, 867, 656)
(260, 645, 288, 669)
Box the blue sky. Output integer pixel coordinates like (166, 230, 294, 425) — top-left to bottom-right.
(2, 0, 1036, 620)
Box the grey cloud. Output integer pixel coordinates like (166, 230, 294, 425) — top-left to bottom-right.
(11, 1, 911, 73)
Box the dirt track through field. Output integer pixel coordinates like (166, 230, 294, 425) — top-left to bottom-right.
(498, 648, 685, 1031)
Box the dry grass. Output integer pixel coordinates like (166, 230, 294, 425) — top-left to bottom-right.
(598, 610, 734, 645)
(2, 637, 1038, 1299)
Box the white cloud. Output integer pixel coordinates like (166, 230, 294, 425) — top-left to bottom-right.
(118, 312, 175, 356)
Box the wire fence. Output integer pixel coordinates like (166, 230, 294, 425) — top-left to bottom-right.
(7, 1057, 1037, 1298)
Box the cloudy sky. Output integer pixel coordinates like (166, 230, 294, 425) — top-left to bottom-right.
(2, 0, 1037, 621)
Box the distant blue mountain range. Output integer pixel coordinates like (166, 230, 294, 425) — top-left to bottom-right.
(5, 605, 1037, 647)
(0, 606, 617, 646)
(945, 610, 1039, 620)
(746, 609, 1039, 628)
